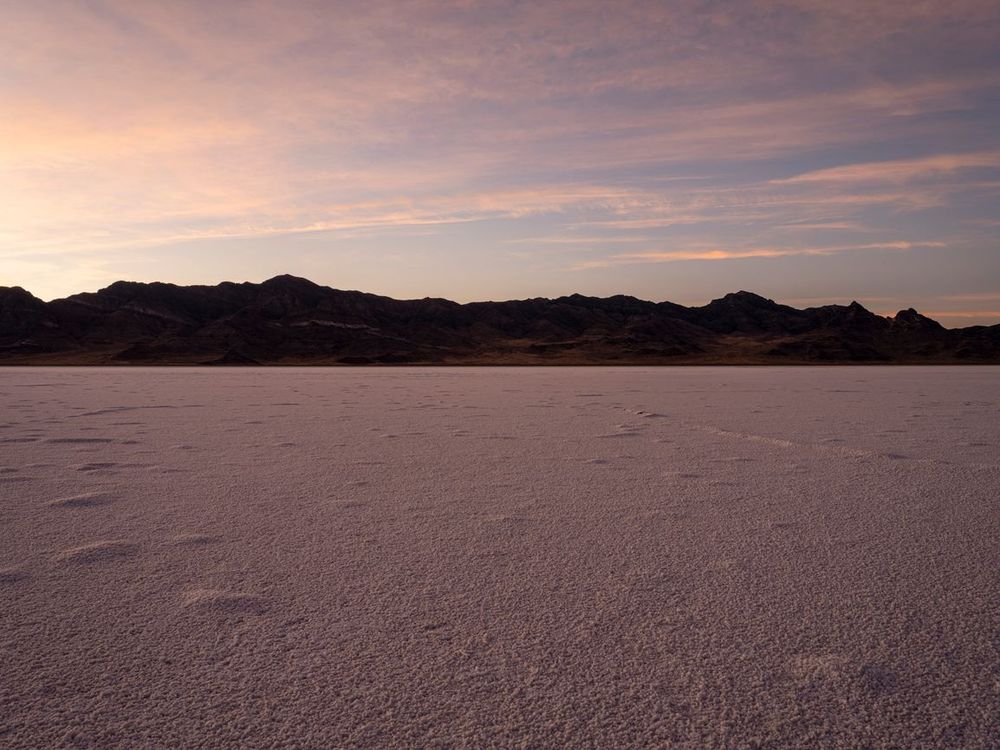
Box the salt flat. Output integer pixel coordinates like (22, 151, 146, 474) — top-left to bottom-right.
(1, 366, 998, 748)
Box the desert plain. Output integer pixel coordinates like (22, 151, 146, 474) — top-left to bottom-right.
(1, 366, 998, 748)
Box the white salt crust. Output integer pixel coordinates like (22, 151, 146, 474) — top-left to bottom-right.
(1, 366, 998, 748)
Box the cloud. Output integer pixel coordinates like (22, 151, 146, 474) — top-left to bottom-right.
(918, 310, 1000, 318)
(505, 235, 653, 245)
(777, 221, 868, 231)
(938, 292, 1000, 302)
(575, 242, 947, 269)
(0, 183, 643, 258)
(775, 152, 1000, 185)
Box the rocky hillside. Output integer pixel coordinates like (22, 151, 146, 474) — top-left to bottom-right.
(1, 276, 997, 364)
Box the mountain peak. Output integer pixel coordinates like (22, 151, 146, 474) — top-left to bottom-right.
(261, 274, 320, 289)
(893, 307, 943, 331)
(0, 285, 40, 300)
(103, 280, 145, 293)
(710, 291, 780, 309)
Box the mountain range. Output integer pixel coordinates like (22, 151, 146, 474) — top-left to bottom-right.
(1, 275, 998, 365)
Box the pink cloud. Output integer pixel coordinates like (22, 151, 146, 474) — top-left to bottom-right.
(575, 242, 947, 269)
(776, 152, 1000, 185)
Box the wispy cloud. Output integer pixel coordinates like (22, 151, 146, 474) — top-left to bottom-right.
(505, 235, 653, 245)
(775, 152, 1000, 185)
(575, 242, 947, 269)
(777, 221, 869, 232)
(0, 184, 642, 257)
(938, 292, 1000, 302)
(919, 310, 1000, 318)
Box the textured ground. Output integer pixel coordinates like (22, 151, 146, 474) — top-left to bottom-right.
(1, 366, 998, 748)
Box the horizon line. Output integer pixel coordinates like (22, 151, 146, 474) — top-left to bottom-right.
(6, 273, 998, 330)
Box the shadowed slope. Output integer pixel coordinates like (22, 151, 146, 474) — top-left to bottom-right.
(0, 277, 997, 364)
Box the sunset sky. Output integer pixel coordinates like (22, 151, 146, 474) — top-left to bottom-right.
(2, 0, 999, 324)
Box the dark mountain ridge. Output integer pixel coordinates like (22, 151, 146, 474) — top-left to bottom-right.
(1, 276, 997, 364)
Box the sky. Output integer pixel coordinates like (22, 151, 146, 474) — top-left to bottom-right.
(1, 0, 999, 325)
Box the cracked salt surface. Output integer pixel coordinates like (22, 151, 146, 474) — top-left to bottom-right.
(1, 366, 998, 748)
